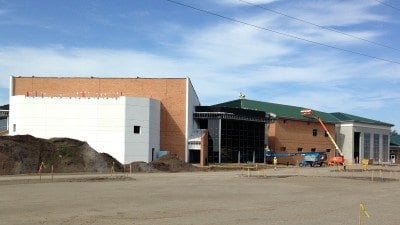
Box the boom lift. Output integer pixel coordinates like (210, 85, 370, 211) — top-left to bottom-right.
(300, 109, 344, 165)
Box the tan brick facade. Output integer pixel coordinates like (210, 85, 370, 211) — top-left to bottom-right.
(12, 77, 188, 159)
(268, 118, 336, 158)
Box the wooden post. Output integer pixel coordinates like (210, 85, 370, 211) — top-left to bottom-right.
(129, 164, 132, 175)
(38, 161, 44, 182)
(51, 165, 54, 183)
(110, 161, 115, 175)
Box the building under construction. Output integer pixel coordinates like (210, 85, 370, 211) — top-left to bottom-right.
(9, 76, 200, 164)
(189, 106, 269, 165)
(8, 76, 394, 165)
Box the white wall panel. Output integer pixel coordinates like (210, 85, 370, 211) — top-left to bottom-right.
(9, 95, 160, 164)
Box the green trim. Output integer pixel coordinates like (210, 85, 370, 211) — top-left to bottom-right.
(214, 99, 340, 123)
(391, 135, 400, 146)
(331, 112, 393, 127)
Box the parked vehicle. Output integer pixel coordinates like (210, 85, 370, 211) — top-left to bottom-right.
(299, 152, 327, 167)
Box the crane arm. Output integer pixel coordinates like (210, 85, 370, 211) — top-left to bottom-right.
(300, 109, 343, 157)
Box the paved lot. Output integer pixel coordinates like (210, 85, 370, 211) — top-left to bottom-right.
(1, 167, 399, 225)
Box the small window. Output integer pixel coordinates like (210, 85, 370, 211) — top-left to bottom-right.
(324, 131, 328, 137)
(297, 148, 303, 152)
(133, 125, 141, 134)
(311, 148, 316, 152)
(283, 120, 287, 124)
(280, 147, 286, 152)
(326, 149, 331, 153)
(312, 129, 317, 136)
(13, 124, 16, 132)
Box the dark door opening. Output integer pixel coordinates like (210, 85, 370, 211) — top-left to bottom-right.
(189, 150, 200, 163)
(354, 132, 360, 163)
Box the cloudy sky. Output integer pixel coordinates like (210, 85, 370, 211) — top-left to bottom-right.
(0, 0, 399, 129)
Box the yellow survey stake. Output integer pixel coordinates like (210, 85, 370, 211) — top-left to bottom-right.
(360, 203, 370, 218)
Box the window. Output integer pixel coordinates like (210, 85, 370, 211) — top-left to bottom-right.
(324, 131, 328, 137)
(373, 134, 380, 162)
(280, 147, 286, 152)
(383, 135, 388, 162)
(13, 124, 16, 132)
(364, 133, 370, 159)
(311, 148, 316, 152)
(312, 129, 317, 136)
(297, 148, 303, 152)
(133, 125, 141, 134)
(283, 120, 287, 124)
(326, 149, 331, 153)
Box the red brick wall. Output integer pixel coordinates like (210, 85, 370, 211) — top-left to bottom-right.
(12, 77, 187, 160)
(268, 118, 336, 158)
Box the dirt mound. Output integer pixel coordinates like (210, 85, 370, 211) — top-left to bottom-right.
(129, 161, 158, 173)
(0, 135, 122, 175)
(150, 154, 198, 172)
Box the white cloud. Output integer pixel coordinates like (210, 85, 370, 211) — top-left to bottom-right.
(285, 0, 385, 27)
(182, 18, 292, 67)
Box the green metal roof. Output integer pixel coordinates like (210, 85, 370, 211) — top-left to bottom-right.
(331, 112, 393, 127)
(390, 134, 400, 146)
(213, 99, 340, 123)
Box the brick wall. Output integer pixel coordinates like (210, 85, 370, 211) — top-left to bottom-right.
(12, 77, 187, 160)
(268, 118, 336, 158)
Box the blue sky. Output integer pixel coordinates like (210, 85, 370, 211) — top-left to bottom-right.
(0, 0, 399, 130)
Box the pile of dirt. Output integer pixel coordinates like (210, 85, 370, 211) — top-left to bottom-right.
(129, 161, 158, 173)
(0, 135, 122, 175)
(149, 154, 198, 172)
(125, 155, 199, 173)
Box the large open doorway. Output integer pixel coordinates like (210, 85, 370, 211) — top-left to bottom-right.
(189, 150, 200, 163)
(354, 132, 360, 163)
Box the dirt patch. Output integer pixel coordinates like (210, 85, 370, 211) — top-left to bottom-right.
(0, 135, 122, 175)
(0, 175, 135, 186)
(129, 161, 158, 173)
(125, 154, 199, 173)
(150, 154, 198, 172)
(63, 175, 135, 183)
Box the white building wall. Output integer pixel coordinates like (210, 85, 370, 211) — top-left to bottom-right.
(149, 99, 161, 161)
(336, 124, 354, 163)
(9, 95, 160, 164)
(124, 98, 160, 163)
(185, 78, 201, 162)
(336, 122, 391, 164)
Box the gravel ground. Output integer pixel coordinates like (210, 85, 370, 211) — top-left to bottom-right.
(0, 166, 399, 225)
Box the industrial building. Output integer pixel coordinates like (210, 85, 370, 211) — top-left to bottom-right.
(9, 76, 200, 164)
(189, 106, 269, 165)
(0, 104, 9, 133)
(8, 76, 395, 165)
(390, 134, 400, 164)
(215, 99, 339, 164)
(216, 98, 394, 165)
(331, 113, 393, 164)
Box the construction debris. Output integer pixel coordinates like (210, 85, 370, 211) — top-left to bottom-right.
(150, 154, 198, 172)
